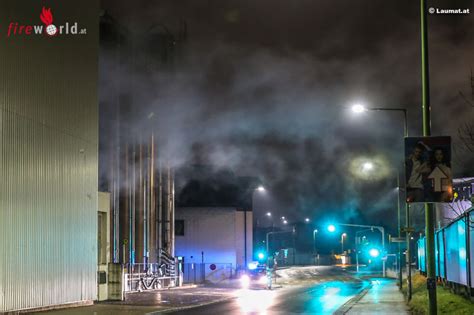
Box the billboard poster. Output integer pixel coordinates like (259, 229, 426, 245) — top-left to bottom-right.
(405, 136, 452, 203)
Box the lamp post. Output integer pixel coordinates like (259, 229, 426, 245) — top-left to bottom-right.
(248, 185, 266, 270)
(341, 233, 347, 253)
(312, 229, 318, 253)
(329, 223, 386, 277)
(352, 104, 408, 289)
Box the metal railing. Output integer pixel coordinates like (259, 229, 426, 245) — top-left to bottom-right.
(123, 262, 178, 292)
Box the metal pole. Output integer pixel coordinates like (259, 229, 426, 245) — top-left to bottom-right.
(421, 0, 437, 313)
(266, 231, 270, 255)
(407, 204, 412, 300)
(397, 173, 403, 289)
(381, 227, 386, 277)
(356, 251, 359, 272)
(313, 230, 316, 253)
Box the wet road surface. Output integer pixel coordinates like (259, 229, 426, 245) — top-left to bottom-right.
(163, 280, 369, 315)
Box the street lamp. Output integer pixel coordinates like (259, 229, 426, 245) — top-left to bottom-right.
(362, 161, 374, 172)
(305, 218, 310, 223)
(283, 220, 288, 224)
(341, 233, 347, 253)
(312, 229, 318, 253)
(248, 185, 267, 270)
(327, 224, 336, 233)
(266, 212, 271, 217)
(351, 104, 366, 113)
(351, 103, 410, 289)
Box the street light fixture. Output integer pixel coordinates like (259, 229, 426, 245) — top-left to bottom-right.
(266, 212, 271, 217)
(352, 104, 366, 113)
(305, 218, 310, 223)
(283, 220, 288, 224)
(327, 224, 336, 233)
(257, 185, 266, 192)
(362, 161, 374, 172)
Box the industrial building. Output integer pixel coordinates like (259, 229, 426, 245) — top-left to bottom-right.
(175, 207, 253, 283)
(0, 1, 99, 312)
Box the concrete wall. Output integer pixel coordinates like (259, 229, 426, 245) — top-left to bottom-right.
(175, 207, 253, 269)
(0, 1, 99, 312)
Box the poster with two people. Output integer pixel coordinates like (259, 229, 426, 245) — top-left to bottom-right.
(405, 136, 452, 203)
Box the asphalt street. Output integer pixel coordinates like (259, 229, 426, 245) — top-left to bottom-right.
(162, 267, 370, 315)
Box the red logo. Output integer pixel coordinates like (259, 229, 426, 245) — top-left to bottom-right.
(40, 7, 57, 36)
(5, 6, 87, 38)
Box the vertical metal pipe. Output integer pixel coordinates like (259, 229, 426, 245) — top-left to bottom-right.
(120, 144, 130, 264)
(170, 167, 175, 257)
(149, 134, 156, 263)
(131, 148, 136, 264)
(136, 143, 144, 263)
(158, 159, 163, 263)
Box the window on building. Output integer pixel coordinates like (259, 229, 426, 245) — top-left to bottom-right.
(175, 220, 185, 236)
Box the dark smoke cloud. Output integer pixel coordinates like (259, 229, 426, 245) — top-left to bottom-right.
(100, 0, 474, 232)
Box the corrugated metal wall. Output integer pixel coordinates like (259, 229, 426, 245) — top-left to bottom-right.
(0, 1, 99, 312)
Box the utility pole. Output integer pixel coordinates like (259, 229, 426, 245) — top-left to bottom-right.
(420, 0, 437, 313)
(406, 203, 412, 300)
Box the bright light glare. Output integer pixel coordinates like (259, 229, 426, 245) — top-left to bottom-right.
(258, 252, 265, 260)
(236, 288, 276, 313)
(305, 218, 310, 222)
(362, 162, 374, 172)
(248, 262, 258, 270)
(283, 220, 288, 224)
(266, 212, 271, 217)
(327, 224, 336, 233)
(258, 276, 267, 284)
(240, 275, 250, 288)
(369, 248, 380, 258)
(352, 104, 366, 113)
(257, 185, 265, 192)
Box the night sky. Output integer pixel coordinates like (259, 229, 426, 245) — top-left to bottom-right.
(100, 0, 474, 232)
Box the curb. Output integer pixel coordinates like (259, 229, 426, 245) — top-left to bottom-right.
(334, 284, 371, 315)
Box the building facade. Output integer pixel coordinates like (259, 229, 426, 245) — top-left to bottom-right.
(0, 1, 99, 312)
(175, 207, 253, 280)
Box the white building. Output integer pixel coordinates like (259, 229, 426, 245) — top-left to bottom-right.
(435, 177, 473, 228)
(175, 207, 253, 282)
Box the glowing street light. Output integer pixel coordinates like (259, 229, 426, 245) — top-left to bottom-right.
(352, 104, 366, 113)
(266, 212, 271, 217)
(283, 220, 288, 224)
(369, 248, 380, 258)
(362, 161, 374, 172)
(305, 218, 310, 223)
(257, 185, 266, 192)
(327, 224, 336, 233)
